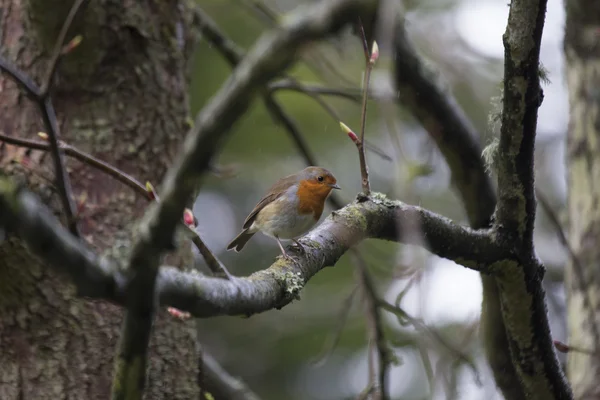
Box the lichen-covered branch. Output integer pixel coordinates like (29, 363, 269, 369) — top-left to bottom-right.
(496, 0, 545, 244)
(392, 9, 572, 399)
(392, 16, 525, 400)
(0, 180, 505, 318)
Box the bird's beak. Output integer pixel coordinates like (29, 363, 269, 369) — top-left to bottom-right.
(329, 183, 341, 190)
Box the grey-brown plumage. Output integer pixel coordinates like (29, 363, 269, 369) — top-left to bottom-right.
(226, 167, 340, 255)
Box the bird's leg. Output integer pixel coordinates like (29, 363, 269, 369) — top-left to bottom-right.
(275, 236, 293, 260)
(291, 238, 306, 254)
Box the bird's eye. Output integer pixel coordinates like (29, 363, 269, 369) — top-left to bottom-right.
(317, 176, 324, 182)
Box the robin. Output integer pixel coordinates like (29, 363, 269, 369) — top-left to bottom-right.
(227, 166, 340, 258)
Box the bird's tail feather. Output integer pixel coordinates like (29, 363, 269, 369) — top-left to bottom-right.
(226, 229, 255, 252)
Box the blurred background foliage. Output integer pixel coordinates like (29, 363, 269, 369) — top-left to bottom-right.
(188, 0, 568, 399)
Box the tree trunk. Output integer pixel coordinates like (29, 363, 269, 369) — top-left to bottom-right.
(0, 0, 201, 398)
(565, 1, 600, 398)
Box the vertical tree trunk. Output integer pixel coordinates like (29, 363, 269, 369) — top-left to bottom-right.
(0, 0, 201, 398)
(565, 1, 600, 398)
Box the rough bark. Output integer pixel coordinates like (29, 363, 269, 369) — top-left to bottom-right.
(0, 0, 201, 398)
(565, 1, 600, 398)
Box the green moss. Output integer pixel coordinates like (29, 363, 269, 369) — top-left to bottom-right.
(282, 271, 303, 297)
(370, 192, 396, 208)
(264, 266, 304, 302)
(339, 204, 368, 231)
(111, 356, 143, 399)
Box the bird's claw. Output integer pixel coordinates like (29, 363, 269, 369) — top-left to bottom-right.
(291, 240, 306, 254)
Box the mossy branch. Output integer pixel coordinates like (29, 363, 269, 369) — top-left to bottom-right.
(0, 181, 506, 318)
(392, 8, 571, 399)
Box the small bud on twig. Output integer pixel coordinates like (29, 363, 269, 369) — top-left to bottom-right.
(369, 41, 379, 65)
(554, 340, 570, 353)
(145, 181, 159, 201)
(339, 121, 360, 144)
(167, 307, 191, 320)
(183, 208, 196, 227)
(61, 35, 83, 55)
(38, 132, 49, 140)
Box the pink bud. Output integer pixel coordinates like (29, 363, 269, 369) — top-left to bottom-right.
(553, 340, 570, 353)
(183, 208, 195, 227)
(339, 121, 360, 144)
(61, 35, 83, 55)
(145, 181, 157, 201)
(370, 41, 379, 64)
(347, 130, 359, 143)
(167, 307, 191, 320)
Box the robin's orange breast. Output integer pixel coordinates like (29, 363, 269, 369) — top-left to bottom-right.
(296, 179, 332, 220)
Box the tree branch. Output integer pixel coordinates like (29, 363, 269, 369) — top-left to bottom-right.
(392, 14, 517, 399)
(128, 0, 379, 276)
(496, 0, 545, 245)
(0, 0, 90, 237)
(0, 180, 505, 318)
(0, 133, 149, 198)
(392, 11, 572, 400)
(201, 351, 262, 400)
(393, 21, 496, 228)
(352, 250, 388, 400)
(192, 4, 390, 169)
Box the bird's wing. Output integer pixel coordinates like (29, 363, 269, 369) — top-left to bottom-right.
(242, 175, 297, 230)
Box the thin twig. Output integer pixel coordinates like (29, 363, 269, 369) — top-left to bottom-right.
(184, 212, 232, 279)
(0, 0, 89, 236)
(236, 0, 358, 87)
(352, 250, 388, 400)
(200, 345, 263, 400)
(40, 0, 88, 96)
(0, 58, 40, 97)
(312, 286, 358, 366)
(40, 92, 80, 236)
(0, 132, 231, 279)
(267, 80, 392, 163)
(355, 19, 374, 195)
(0, 133, 148, 197)
(268, 79, 362, 102)
(378, 300, 481, 383)
(193, 6, 390, 164)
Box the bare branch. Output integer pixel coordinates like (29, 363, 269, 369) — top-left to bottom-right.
(77, 3, 379, 395)
(201, 350, 262, 400)
(496, 0, 546, 244)
(184, 211, 232, 279)
(0, 133, 149, 198)
(0, 0, 90, 237)
(40, 0, 89, 96)
(192, 4, 390, 167)
(353, 251, 388, 400)
(130, 0, 379, 278)
(0, 180, 505, 318)
(393, 21, 495, 228)
(268, 79, 362, 102)
(354, 21, 374, 195)
(392, 10, 571, 399)
(0, 132, 230, 283)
